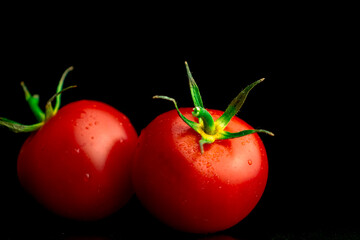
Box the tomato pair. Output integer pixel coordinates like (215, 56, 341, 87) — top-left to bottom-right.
(1, 63, 272, 233)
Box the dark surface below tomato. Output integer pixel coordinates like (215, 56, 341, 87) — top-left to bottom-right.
(2, 195, 359, 240)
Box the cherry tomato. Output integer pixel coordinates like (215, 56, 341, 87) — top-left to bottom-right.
(1, 68, 138, 220)
(16, 100, 137, 220)
(17, 100, 137, 220)
(132, 108, 268, 233)
(132, 62, 272, 233)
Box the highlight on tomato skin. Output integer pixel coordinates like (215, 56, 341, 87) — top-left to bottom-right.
(0, 67, 138, 220)
(132, 62, 273, 233)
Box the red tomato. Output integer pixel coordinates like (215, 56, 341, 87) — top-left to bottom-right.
(17, 100, 138, 220)
(132, 108, 268, 233)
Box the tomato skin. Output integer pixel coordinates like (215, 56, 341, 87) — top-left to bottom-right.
(132, 108, 268, 233)
(17, 100, 138, 220)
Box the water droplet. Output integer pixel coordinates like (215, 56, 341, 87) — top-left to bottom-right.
(75, 148, 80, 154)
(91, 136, 94, 140)
(85, 126, 89, 130)
(248, 160, 253, 165)
(84, 173, 90, 182)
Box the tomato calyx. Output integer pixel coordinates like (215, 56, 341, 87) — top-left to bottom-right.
(154, 61, 274, 154)
(0, 66, 76, 133)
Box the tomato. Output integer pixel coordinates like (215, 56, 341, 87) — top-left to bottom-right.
(1, 67, 138, 220)
(17, 100, 137, 220)
(132, 108, 268, 233)
(132, 62, 272, 233)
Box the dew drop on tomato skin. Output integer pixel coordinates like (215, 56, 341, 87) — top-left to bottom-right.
(83, 173, 90, 182)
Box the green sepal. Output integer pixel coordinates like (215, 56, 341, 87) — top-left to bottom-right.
(219, 129, 275, 140)
(45, 85, 77, 121)
(54, 66, 74, 115)
(215, 78, 265, 130)
(185, 61, 204, 108)
(153, 95, 201, 132)
(0, 117, 44, 133)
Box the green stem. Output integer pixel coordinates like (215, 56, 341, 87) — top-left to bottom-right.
(0, 66, 76, 133)
(21, 81, 45, 122)
(192, 107, 215, 135)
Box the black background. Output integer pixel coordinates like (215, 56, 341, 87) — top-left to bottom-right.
(0, 4, 358, 240)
